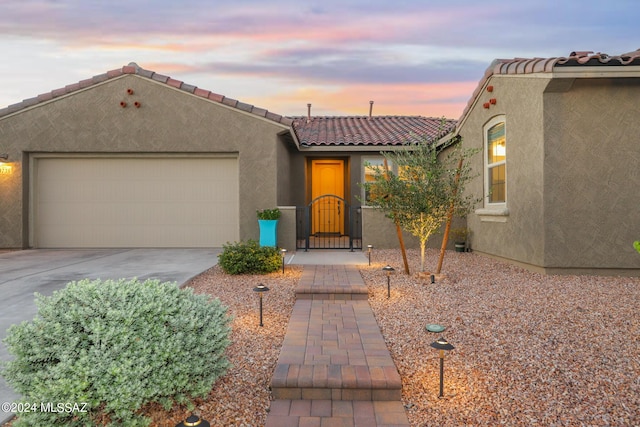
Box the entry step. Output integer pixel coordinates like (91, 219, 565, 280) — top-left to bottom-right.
(295, 265, 369, 300)
(265, 399, 410, 427)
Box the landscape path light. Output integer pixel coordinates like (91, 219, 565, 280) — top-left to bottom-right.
(175, 414, 210, 427)
(367, 244, 373, 265)
(252, 284, 270, 327)
(382, 265, 395, 298)
(430, 337, 455, 398)
(281, 248, 287, 274)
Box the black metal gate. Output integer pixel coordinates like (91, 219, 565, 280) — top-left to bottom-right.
(296, 195, 362, 250)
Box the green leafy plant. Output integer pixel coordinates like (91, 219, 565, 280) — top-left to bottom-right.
(218, 239, 282, 274)
(450, 227, 470, 243)
(634, 240, 640, 254)
(2, 278, 231, 427)
(362, 141, 478, 272)
(256, 208, 281, 220)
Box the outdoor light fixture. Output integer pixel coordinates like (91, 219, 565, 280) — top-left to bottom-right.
(382, 265, 395, 298)
(281, 248, 287, 274)
(252, 284, 270, 327)
(367, 245, 373, 265)
(430, 337, 455, 398)
(0, 154, 11, 175)
(175, 414, 210, 427)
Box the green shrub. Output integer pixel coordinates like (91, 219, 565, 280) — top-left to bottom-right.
(256, 208, 281, 220)
(218, 240, 282, 274)
(1, 278, 231, 427)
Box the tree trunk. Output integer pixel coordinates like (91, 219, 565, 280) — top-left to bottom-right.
(436, 157, 464, 274)
(384, 158, 410, 275)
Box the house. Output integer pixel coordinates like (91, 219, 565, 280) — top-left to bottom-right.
(454, 49, 640, 275)
(0, 63, 451, 251)
(3, 50, 638, 275)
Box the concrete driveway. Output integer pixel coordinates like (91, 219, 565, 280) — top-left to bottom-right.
(0, 248, 220, 424)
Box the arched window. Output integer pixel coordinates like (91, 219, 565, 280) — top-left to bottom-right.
(485, 117, 506, 205)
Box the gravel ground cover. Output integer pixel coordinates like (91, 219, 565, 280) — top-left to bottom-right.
(5, 251, 638, 426)
(361, 249, 640, 427)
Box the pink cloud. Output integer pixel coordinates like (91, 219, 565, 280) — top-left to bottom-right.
(243, 81, 478, 118)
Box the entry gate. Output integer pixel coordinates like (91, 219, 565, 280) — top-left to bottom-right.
(296, 195, 362, 250)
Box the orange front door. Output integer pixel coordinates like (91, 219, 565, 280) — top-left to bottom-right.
(311, 160, 345, 234)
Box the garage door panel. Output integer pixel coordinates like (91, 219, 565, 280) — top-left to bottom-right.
(34, 157, 239, 248)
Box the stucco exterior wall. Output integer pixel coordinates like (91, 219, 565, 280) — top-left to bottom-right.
(543, 78, 640, 272)
(277, 206, 297, 251)
(276, 136, 296, 207)
(361, 207, 420, 249)
(0, 75, 289, 248)
(361, 207, 463, 251)
(458, 75, 548, 267)
(0, 153, 22, 247)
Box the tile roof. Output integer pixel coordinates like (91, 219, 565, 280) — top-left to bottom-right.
(291, 116, 456, 147)
(458, 49, 640, 127)
(491, 49, 640, 75)
(0, 63, 294, 127)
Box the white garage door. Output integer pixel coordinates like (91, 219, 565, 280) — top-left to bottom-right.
(33, 156, 239, 248)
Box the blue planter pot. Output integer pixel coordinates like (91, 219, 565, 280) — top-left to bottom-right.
(258, 220, 278, 247)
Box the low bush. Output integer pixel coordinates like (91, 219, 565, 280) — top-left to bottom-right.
(218, 240, 282, 274)
(256, 208, 281, 220)
(1, 278, 231, 427)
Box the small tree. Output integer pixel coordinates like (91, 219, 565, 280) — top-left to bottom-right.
(364, 139, 478, 273)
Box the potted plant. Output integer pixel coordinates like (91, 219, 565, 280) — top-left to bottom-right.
(450, 227, 469, 252)
(257, 208, 281, 247)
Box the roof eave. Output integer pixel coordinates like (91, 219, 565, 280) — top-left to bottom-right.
(455, 64, 640, 134)
(297, 144, 414, 152)
(550, 66, 640, 78)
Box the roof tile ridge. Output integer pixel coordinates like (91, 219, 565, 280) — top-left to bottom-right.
(1, 61, 293, 126)
(618, 49, 640, 64)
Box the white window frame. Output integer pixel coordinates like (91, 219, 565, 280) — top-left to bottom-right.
(362, 156, 396, 205)
(476, 116, 509, 221)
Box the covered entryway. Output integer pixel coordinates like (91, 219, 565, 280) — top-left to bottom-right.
(296, 194, 362, 250)
(31, 156, 239, 248)
(297, 159, 361, 250)
(310, 159, 345, 235)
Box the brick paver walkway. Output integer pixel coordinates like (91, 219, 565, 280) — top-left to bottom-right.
(266, 265, 410, 427)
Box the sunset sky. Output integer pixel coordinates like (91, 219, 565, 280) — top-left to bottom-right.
(0, 1, 637, 119)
